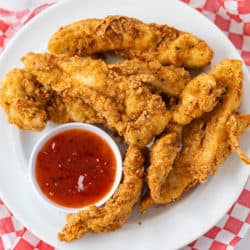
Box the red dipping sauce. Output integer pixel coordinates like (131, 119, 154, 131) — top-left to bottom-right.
(35, 129, 117, 208)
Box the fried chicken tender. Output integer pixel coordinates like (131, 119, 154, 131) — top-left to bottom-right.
(141, 113, 250, 212)
(45, 94, 69, 124)
(140, 59, 250, 212)
(110, 59, 190, 97)
(0, 69, 104, 130)
(48, 16, 213, 69)
(58, 146, 144, 242)
(0, 69, 51, 130)
(62, 96, 104, 124)
(140, 124, 181, 211)
(147, 131, 180, 201)
(22, 53, 171, 147)
(173, 73, 225, 125)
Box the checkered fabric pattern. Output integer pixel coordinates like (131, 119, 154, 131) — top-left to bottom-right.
(0, 3, 52, 54)
(180, 176, 250, 250)
(0, 1, 250, 249)
(183, 0, 250, 69)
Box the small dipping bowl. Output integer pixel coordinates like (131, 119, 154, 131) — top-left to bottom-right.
(29, 123, 122, 213)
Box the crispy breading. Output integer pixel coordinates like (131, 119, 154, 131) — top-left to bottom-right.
(140, 59, 250, 212)
(58, 146, 144, 242)
(147, 132, 180, 200)
(140, 113, 250, 212)
(22, 53, 171, 147)
(45, 94, 69, 124)
(62, 96, 104, 124)
(0, 69, 104, 130)
(173, 73, 225, 125)
(0, 69, 51, 130)
(48, 16, 213, 68)
(110, 59, 190, 96)
(140, 124, 181, 211)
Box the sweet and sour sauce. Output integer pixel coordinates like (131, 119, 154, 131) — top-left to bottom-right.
(35, 129, 117, 208)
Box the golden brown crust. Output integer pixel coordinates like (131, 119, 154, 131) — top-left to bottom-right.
(22, 52, 171, 147)
(58, 146, 144, 242)
(0, 69, 51, 130)
(48, 15, 213, 68)
(110, 59, 191, 97)
(0, 69, 104, 129)
(49, 16, 178, 57)
(140, 123, 181, 212)
(148, 133, 180, 200)
(173, 73, 225, 125)
(140, 59, 249, 212)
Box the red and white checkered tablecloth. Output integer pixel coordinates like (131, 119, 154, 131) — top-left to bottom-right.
(0, 1, 250, 249)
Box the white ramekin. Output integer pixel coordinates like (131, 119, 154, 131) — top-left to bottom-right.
(29, 123, 122, 213)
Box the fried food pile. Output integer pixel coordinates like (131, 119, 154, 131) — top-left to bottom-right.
(0, 15, 250, 242)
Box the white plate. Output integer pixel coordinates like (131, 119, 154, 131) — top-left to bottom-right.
(0, 0, 249, 249)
